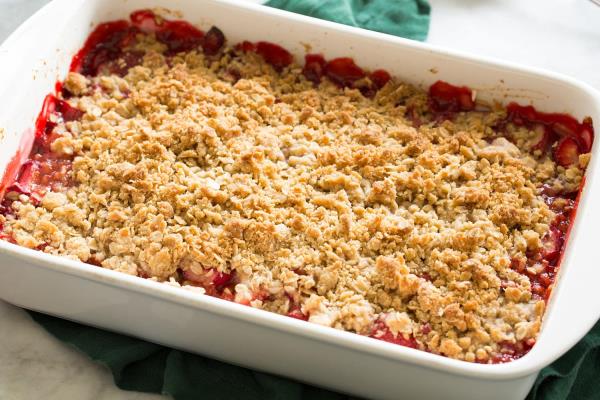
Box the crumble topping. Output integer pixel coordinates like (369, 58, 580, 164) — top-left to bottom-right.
(1, 30, 588, 363)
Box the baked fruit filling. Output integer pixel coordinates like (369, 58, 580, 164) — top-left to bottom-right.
(0, 10, 593, 364)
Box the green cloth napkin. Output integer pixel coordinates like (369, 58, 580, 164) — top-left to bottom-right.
(265, 0, 431, 41)
(26, 312, 600, 400)
(24, 2, 598, 400)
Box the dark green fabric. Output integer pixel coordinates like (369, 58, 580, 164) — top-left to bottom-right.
(526, 320, 600, 400)
(27, 312, 355, 400)
(26, 312, 600, 399)
(266, 0, 431, 41)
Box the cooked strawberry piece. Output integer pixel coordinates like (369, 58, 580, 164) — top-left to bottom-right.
(212, 270, 234, 288)
(578, 120, 594, 153)
(492, 340, 534, 364)
(325, 57, 366, 88)
(419, 272, 433, 282)
(34, 129, 62, 152)
(8, 160, 35, 195)
(531, 282, 546, 298)
(530, 124, 551, 152)
(6, 154, 72, 199)
(132, 9, 204, 54)
(256, 41, 294, 71)
(56, 99, 83, 122)
(36, 242, 49, 251)
(0, 229, 15, 244)
(506, 102, 595, 158)
(542, 226, 563, 262)
(130, 9, 160, 32)
(554, 137, 580, 167)
(183, 269, 211, 285)
(98, 51, 144, 77)
(35, 94, 58, 138)
(538, 272, 552, 287)
(183, 268, 236, 296)
(506, 103, 538, 125)
(457, 92, 475, 110)
(369, 320, 418, 349)
(428, 80, 475, 113)
(157, 21, 204, 54)
(421, 323, 432, 335)
(303, 53, 326, 84)
(87, 257, 103, 267)
(287, 308, 308, 321)
(552, 120, 578, 137)
(32, 156, 73, 192)
(202, 26, 225, 56)
(510, 257, 526, 273)
(54, 81, 63, 96)
(235, 40, 256, 53)
(370, 69, 391, 90)
(220, 289, 235, 302)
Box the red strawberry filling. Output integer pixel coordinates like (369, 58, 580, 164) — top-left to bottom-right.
(131, 9, 204, 55)
(369, 319, 418, 349)
(491, 339, 536, 363)
(182, 268, 236, 296)
(506, 102, 593, 165)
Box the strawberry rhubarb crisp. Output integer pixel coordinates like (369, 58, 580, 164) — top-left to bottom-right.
(0, 10, 594, 364)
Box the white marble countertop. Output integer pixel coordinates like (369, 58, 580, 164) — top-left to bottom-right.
(1, 0, 599, 399)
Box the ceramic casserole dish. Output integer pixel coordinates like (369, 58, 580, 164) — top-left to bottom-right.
(0, 0, 599, 399)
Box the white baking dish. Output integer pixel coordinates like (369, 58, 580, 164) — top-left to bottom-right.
(1, 1, 599, 399)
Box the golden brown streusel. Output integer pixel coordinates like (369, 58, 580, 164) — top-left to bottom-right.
(3, 33, 587, 362)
